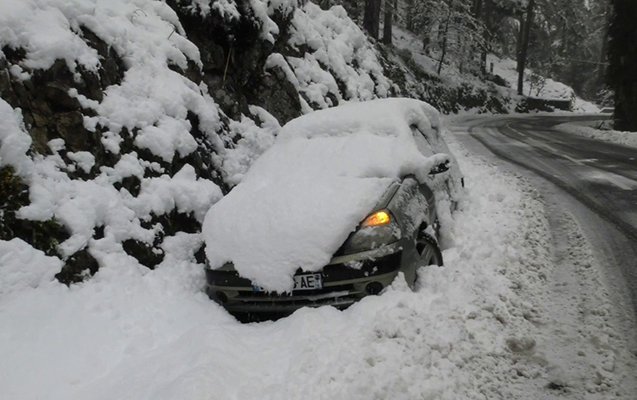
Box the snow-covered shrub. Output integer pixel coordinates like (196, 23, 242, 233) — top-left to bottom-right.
(284, 3, 393, 108)
(0, 0, 397, 283)
(0, 0, 232, 281)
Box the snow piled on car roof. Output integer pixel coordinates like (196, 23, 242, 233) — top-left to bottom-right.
(203, 98, 452, 292)
(279, 97, 442, 140)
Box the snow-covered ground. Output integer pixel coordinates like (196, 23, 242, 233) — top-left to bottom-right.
(486, 55, 600, 113)
(1, 1, 633, 398)
(555, 121, 637, 149)
(2, 126, 634, 399)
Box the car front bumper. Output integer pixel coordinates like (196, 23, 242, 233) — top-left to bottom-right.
(205, 243, 403, 314)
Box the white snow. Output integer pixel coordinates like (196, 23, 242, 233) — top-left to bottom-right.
(0, 239, 62, 298)
(0, 0, 400, 279)
(131, 165, 223, 223)
(134, 117, 198, 162)
(66, 151, 96, 173)
(221, 106, 280, 186)
(556, 121, 637, 149)
(284, 3, 392, 107)
(0, 99, 32, 176)
(486, 55, 600, 112)
(0, 0, 228, 263)
(5, 126, 633, 399)
(2, 1, 635, 398)
(203, 98, 456, 292)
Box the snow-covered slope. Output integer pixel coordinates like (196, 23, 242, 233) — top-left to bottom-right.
(0, 0, 394, 283)
(487, 55, 600, 112)
(390, 26, 600, 113)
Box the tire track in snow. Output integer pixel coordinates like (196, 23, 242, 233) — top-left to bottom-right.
(449, 118, 637, 398)
(534, 208, 636, 398)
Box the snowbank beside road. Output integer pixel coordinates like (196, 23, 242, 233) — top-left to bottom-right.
(5, 128, 629, 399)
(556, 121, 637, 149)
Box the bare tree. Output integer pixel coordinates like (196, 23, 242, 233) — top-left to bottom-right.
(411, 0, 486, 75)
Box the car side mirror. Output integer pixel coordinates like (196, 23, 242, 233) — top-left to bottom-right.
(429, 160, 450, 175)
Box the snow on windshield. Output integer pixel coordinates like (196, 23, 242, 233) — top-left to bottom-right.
(203, 98, 449, 292)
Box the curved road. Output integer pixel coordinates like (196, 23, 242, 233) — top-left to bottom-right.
(454, 114, 637, 315)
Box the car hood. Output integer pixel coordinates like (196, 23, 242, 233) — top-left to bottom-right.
(203, 99, 447, 292)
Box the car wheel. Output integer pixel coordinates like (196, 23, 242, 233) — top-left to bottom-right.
(412, 231, 443, 289)
(415, 231, 443, 267)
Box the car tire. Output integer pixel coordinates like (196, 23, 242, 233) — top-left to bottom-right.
(412, 231, 443, 289)
(416, 231, 443, 267)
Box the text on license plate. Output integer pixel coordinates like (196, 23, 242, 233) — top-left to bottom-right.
(293, 273, 322, 291)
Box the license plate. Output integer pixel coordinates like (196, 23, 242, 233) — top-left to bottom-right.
(294, 273, 322, 291)
(252, 273, 323, 292)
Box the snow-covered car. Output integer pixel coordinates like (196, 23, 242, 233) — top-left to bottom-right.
(202, 98, 463, 315)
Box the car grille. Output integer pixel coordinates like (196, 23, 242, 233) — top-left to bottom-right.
(239, 283, 354, 298)
(234, 284, 362, 308)
(208, 251, 403, 314)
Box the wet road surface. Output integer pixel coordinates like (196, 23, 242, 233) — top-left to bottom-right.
(456, 114, 637, 313)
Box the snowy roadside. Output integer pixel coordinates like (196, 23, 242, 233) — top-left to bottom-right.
(4, 126, 629, 399)
(485, 55, 600, 113)
(555, 121, 637, 149)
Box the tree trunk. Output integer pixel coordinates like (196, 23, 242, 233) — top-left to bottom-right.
(598, 1, 612, 86)
(479, 0, 492, 74)
(363, 0, 382, 39)
(437, 11, 452, 75)
(608, 0, 637, 131)
(515, 13, 524, 75)
(406, 0, 414, 31)
(517, 0, 535, 95)
(382, 0, 394, 45)
(473, 0, 483, 16)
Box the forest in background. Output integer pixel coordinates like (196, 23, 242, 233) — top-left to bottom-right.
(332, 0, 610, 103)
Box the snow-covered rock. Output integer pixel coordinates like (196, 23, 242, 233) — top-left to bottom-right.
(0, 0, 395, 282)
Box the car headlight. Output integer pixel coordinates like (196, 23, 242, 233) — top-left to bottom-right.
(336, 209, 402, 255)
(361, 210, 392, 227)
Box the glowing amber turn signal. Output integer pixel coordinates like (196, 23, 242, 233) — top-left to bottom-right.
(362, 210, 391, 227)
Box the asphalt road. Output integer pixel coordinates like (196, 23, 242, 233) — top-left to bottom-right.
(455, 114, 637, 316)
